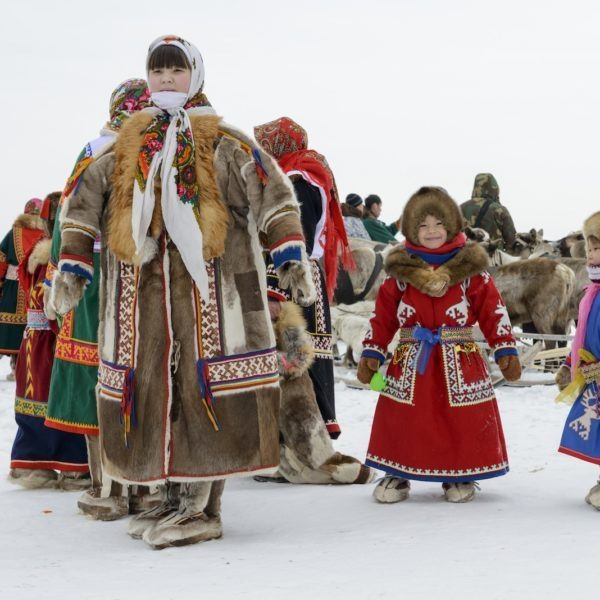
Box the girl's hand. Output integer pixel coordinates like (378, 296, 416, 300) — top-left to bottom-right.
(357, 357, 380, 384)
(497, 354, 521, 381)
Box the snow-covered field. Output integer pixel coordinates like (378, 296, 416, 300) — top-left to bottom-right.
(0, 358, 597, 600)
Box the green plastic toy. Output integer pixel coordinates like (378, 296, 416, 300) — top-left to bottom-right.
(370, 371, 386, 392)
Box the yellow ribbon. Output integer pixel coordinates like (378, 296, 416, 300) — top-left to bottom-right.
(555, 349, 597, 405)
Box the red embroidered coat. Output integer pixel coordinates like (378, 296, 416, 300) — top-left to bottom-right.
(363, 269, 516, 482)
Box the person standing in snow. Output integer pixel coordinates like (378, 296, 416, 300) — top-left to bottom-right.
(9, 192, 89, 490)
(554, 211, 600, 510)
(255, 116, 353, 439)
(0, 199, 46, 380)
(357, 186, 521, 503)
(51, 35, 314, 549)
(44, 78, 153, 521)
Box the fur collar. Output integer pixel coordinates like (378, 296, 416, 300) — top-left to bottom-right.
(14, 213, 45, 231)
(107, 111, 230, 264)
(385, 242, 489, 295)
(28, 238, 51, 274)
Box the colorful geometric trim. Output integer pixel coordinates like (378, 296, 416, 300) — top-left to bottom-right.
(0, 311, 27, 325)
(361, 347, 386, 363)
(62, 221, 100, 240)
(366, 454, 510, 482)
(58, 255, 94, 282)
(44, 415, 99, 436)
(26, 309, 51, 330)
(55, 336, 99, 366)
(15, 397, 47, 418)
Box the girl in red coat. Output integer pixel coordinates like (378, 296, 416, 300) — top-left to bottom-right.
(357, 187, 521, 503)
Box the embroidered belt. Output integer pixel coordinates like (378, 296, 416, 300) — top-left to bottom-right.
(397, 326, 475, 375)
(6, 265, 18, 280)
(579, 361, 600, 385)
(27, 309, 51, 330)
(398, 326, 474, 344)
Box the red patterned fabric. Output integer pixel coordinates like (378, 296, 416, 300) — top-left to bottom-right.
(254, 117, 353, 300)
(363, 269, 516, 482)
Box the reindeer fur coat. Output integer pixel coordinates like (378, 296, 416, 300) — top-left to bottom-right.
(56, 113, 307, 485)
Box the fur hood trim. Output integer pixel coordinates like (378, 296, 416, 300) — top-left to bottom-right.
(107, 111, 230, 264)
(583, 211, 600, 244)
(14, 213, 45, 231)
(401, 187, 463, 245)
(28, 238, 51, 274)
(385, 241, 489, 294)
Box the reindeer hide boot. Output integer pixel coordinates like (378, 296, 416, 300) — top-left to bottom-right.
(142, 481, 223, 550)
(127, 483, 180, 539)
(585, 482, 600, 510)
(373, 476, 410, 503)
(8, 468, 58, 489)
(443, 482, 477, 503)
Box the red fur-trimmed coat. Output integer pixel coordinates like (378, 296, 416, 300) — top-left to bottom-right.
(363, 244, 517, 482)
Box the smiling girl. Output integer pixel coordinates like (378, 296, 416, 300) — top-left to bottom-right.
(357, 186, 521, 504)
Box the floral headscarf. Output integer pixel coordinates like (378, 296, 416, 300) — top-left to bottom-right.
(131, 35, 215, 300)
(254, 117, 353, 300)
(105, 78, 151, 132)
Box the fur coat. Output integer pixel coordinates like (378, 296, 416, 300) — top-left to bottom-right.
(55, 113, 308, 484)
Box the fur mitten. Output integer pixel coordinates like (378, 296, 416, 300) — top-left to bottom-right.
(357, 357, 380, 384)
(420, 270, 450, 297)
(555, 364, 571, 391)
(43, 285, 57, 321)
(497, 354, 521, 381)
(273, 302, 314, 379)
(277, 261, 316, 306)
(51, 272, 87, 316)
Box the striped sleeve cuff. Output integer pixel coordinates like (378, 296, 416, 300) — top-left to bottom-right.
(58, 254, 94, 283)
(361, 348, 386, 363)
(494, 346, 519, 361)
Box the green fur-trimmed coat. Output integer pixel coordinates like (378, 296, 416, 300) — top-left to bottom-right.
(57, 113, 307, 485)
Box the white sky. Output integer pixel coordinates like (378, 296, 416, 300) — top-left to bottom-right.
(2, 0, 599, 240)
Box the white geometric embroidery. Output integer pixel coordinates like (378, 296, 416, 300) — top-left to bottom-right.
(569, 387, 600, 441)
(481, 271, 491, 284)
(397, 300, 416, 328)
(396, 280, 407, 292)
(495, 302, 512, 337)
(446, 284, 469, 326)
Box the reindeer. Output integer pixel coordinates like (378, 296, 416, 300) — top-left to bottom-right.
(490, 258, 575, 347)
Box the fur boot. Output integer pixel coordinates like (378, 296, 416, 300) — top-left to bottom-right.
(7, 468, 58, 489)
(77, 481, 129, 521)
(128, 486, 163, 515)
(373, 476, 410, 503)
(443, 482, 477, 503)
(585, 482, 600, 510)
(127, 483, 180, 539)
(142, 482, 223, 550)
(58, 471, 91, 491)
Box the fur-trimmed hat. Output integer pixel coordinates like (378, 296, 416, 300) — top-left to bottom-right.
(401, 186, 463, 245)
(583, 211, 600, 244)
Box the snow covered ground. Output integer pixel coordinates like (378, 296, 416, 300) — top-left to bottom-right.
(0, 358, 597, 600)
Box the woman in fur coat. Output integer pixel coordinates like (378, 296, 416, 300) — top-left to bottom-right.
(357, 187, 521, 504)
(0, 199, 46, 379)
(9, 193, 89, 489)
(51, 35, 314, 549)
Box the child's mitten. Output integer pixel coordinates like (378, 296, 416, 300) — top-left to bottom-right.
(554, 364, 571, 391)
(51, 272, 87, 316)
(278, 261, 317, 307)
(421, 271, 450, 297)
(357, 357, 380, 384)
(497, 354, 521, 381)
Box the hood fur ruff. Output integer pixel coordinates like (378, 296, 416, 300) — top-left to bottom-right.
(401, 187, 463, 246)
(27, 238, 51, 274)
(583, 211, 600, 245)
(108, 111, 230, 265)
(385, 242, 489, 296)
(13, 213, 45, 231)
